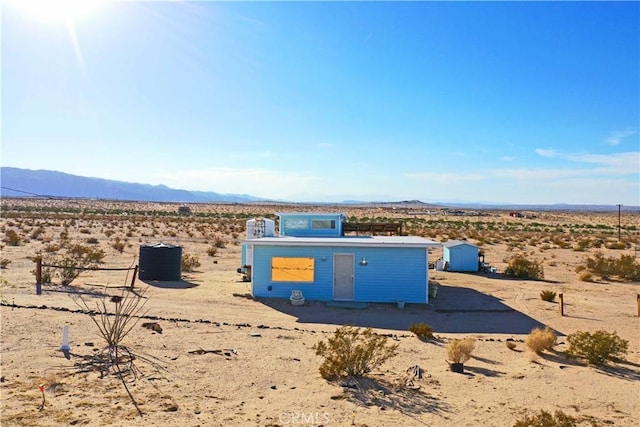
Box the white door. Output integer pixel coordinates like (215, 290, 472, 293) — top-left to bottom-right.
(333, 254, 354, 300)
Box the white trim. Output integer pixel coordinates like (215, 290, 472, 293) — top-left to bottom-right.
(244, 236, 441, 249)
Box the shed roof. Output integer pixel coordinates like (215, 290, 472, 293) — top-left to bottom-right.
(244, 235, 441, 249)
(443, 240, 479, 249)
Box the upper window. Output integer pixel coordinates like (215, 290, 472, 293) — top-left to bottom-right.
(284, 219, 309, 230)
(311, 219, 336, 230)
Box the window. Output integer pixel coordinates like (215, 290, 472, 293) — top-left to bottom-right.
(284, 219, 309, 230)
(311, 219, 336, 230)
(271, 257, 315, 282)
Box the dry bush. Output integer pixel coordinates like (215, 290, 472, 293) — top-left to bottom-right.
(580, 252, 640, 282)
(539, 290, 556, 302)
(182, 253, 201, 272)
(504, 254, 544, 280)
(578, 271, 594, 282)
(513, 409, 578, 427)
(2, 229, 21, 246)
(408, 322, 434, 340)
(525, 327, 557, 354)
(446, 337, 475, 363)
(505, 341, 517, 351)
(313, 326, 399, 379)
(566, 330, 628, 366)
(213, 236, 227, 248)
(206, 246, 218, 257)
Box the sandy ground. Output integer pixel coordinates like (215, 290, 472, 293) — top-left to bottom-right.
(1, 204, 639, 426)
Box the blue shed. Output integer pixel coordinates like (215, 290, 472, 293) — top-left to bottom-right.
(241, 213, 441, 304)
(442, 240, 479, 272)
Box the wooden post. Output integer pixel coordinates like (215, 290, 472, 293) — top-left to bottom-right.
(558, 293, 564, 316)
(637, 294, 640, 317)
(130, 265, 138, 290)
(35, 257, 42, 295)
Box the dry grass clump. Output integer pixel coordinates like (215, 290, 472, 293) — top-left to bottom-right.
(539, 289, 556, 302)
(408, 322, 434, 340)
(313, 326, 399, 380)
(446, 337, 475, 364)
(513, 409, 578, 427)
(505, 341, 517, 351)
(525, 327, 557, 354)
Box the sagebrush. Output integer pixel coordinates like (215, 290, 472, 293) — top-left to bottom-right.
(566, 330, 628, 365)
(313, 326, 399, 379)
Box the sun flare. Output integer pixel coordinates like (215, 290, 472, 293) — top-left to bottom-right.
(6, 0, 105, 24)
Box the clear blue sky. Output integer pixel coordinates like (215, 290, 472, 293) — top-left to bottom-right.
(2, 1, 639, 205)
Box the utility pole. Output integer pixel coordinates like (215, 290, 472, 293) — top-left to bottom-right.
(617, 204, 622, 241)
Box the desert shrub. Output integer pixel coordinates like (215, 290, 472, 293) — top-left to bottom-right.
(86, 237, 99, 244)
(182, 253, 201, 272)
(578, 271, 594, 282)
(446, 337, 475, 363)
(2, 229, 21, 246)
(566, 330, 628, 365)
(581, 252, 640, 282)
(573, 239, 591, 252)
(409, 322, 434, 340)
(111, 240, 126, 253)
(56, 257, 83, 285)
(313, 326, 399, 379)
(66, 244, 105, 264)
(213, 236, 227, 248)
(513, 409, 578, 427)
(504, 254, 544, 280)
(206, 246, 218, 257)
(605, 241, 626, 250)
(539, 290, 556, 302)
(0, 258, 11, 269)
(525, 327, 557, 354)
(505, 341, 517, 351)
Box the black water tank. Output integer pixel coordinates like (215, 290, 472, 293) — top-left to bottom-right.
(139, 244, 182, 281)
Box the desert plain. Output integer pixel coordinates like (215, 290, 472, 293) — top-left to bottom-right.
(0, 199, 638, 426)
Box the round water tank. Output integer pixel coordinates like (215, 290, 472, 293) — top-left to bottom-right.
(139, 244, 182, 281)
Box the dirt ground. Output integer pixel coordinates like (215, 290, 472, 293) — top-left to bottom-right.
(0, 201, 639, 426)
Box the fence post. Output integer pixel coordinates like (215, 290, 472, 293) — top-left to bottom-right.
(558, 293, 564, 316)
(637, 294, 639, 317)
(35, 257, 42, 295)
(130, 265, 138, 290)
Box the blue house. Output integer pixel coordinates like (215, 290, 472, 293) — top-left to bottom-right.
(240, 213, 441, 304)
(442, 240, 480, 272)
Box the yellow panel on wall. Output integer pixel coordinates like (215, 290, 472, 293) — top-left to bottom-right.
(271, 257, 315, 282)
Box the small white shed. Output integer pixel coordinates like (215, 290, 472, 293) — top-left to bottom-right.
(443, 240, 479, 272)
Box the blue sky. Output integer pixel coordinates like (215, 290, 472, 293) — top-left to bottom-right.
(2, 1, 639, 205)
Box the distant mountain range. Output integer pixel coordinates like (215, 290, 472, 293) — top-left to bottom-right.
(0, 167, 635, 211)
(0, 167, 264, 203)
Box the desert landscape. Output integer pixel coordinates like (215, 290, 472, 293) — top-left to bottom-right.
(0, 198, 638, 426)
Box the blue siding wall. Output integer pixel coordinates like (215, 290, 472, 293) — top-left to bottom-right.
(278, 214, 344, 237)
(252, 245, 428, 303)
(444, 245, 479, 272)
